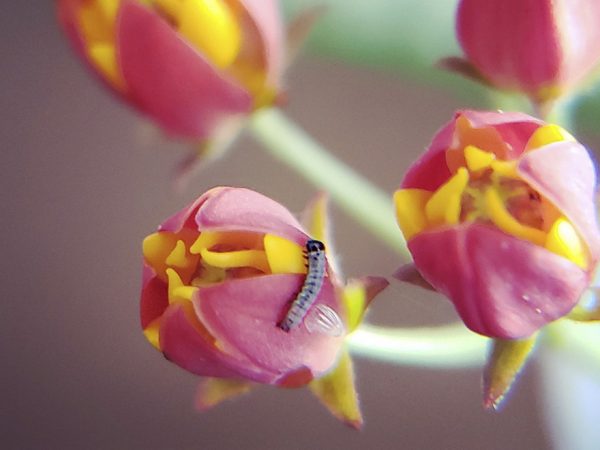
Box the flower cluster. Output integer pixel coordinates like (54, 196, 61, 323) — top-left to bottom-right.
(56, 0, 600, 427)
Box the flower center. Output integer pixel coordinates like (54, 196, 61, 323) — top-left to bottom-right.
(143, 229, 308, 306)
(395, 124, 588, 268)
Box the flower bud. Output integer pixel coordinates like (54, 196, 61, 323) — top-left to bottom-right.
(57, 0, 284, 139)
(453, 0, 600, 107)
(394, 110, 600, 339)
(141, 187, 345, 385)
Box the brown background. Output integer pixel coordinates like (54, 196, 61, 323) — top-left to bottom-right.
(5, 2, 595, 449)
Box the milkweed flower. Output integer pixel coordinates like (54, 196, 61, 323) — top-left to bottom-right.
(141, 187, 387, 427)
(394, 110, 600, 340)
(57, 0, 284, 140)
(445, 0, 600, 109)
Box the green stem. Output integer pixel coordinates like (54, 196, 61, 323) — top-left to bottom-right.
(249, 107, 408, 258)
(347, 323, 488, 368)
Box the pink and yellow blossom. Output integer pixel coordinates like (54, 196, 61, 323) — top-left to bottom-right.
(451, 0, 600, 107)
(141, 187, 387, 427)
(394, 110, 600, 339)
(57, 0, 284, 140)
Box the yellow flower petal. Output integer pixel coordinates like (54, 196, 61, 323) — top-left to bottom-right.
(489, 159, 519, 179)
(464, 145, 495, 172)
(484, 188, 546, 245)
(425, 167, 469, 227)
(88, 43, 125, 90)
(263, 234, 306, 274)
(393, 189, 432, 240)
(142, 317, 162, 350)
(525, 124, 575, 151)
(166, 268, 198, 303)
(96, 0, 120, 22)
(178, 0, 241, 68)
(143, 232, 179, 280)
(200, 248, 270, 273)
(545, 217, 588, 268)
(165, 239, 194, 270)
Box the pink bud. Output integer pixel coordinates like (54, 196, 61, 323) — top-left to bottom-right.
(455, 0, 600, 105)
(57, 0, 284, 140)
(140, 187, 347, 386)
(394, 110, 600, 339)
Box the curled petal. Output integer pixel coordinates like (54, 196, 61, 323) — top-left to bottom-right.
(194, 187, 308, 245)
(409, 223, 588, 339)
(194, 274, 344, 383)
(159, 302, 269, 380)
(518, 141, 600, 261)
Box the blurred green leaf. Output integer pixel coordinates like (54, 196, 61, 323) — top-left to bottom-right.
(281, 0, 600, 133)
(282, 0, 459, 76)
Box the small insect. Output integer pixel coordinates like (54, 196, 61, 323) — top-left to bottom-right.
(278, 239, 327, 332)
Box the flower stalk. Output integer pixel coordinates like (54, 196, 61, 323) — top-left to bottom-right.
(249, 107, 408, 258)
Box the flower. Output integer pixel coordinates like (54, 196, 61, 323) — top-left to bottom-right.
(141, 187, 387, 426)
(446, 0, 600, 108)
(394, 110, 600, 339)
(57, 0, 284, 140)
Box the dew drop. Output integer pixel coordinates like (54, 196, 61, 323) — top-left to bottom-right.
(304, 304, 345, 337)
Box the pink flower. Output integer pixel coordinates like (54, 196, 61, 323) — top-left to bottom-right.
(394, 110, 600, 339)
(141, 187, 387, 426)
(57, 0, 284, 140)
(450, 0, 600, 107)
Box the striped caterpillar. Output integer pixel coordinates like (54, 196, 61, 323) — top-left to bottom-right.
(278, 239, 327, 332)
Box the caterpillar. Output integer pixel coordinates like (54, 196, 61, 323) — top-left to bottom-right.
(278, 239, 327, 332)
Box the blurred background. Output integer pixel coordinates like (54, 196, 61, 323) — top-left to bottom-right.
(3, 1, 600, 449)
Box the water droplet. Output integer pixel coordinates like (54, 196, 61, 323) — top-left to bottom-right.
(304, 304, 345, 337)
(521, 294, 530, 302)
(534, 308, 542, 314)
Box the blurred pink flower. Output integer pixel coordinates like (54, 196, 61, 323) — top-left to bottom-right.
(449, 0, 600, 107)
(57, 0, 283, 140)
(394, 110, 600, 339)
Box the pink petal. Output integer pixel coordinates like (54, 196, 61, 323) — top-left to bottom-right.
(238, 0, 284, 87)
(457, 0, 562, 92)
(410, 223, 589, 339)
(194, 274, 344, 381)
(158, 187, 223, 233)
(117, 1, 253, 139)
(159, 303, 271, 380)
(457, 0, 600, 95)
(401, 119, 454, 191)
(402, 110, 541, 190)
(194, 187, 308, 245)
(518, 141, 600, 261)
